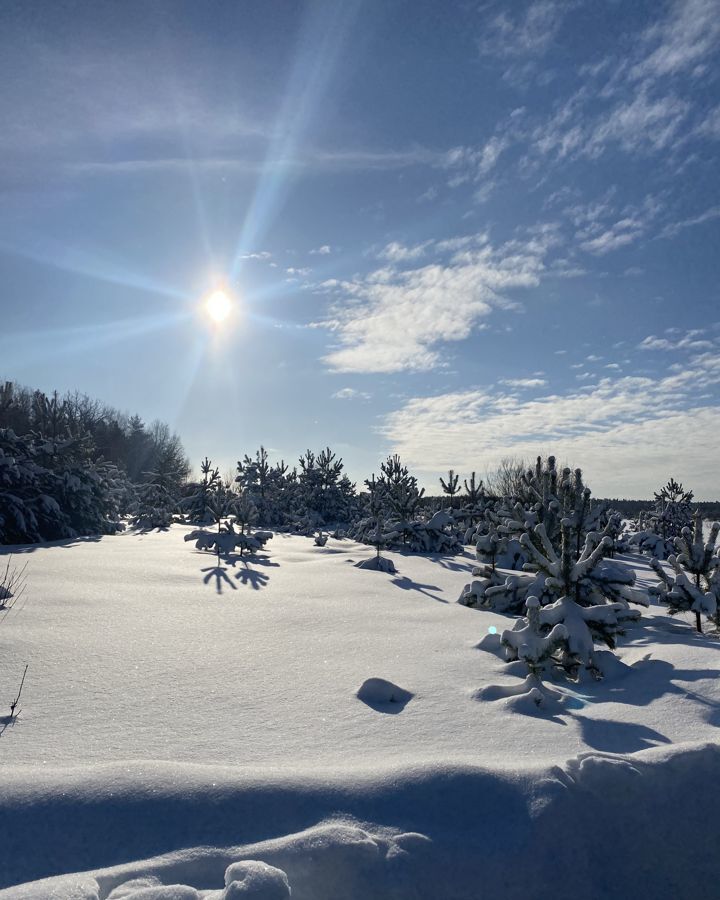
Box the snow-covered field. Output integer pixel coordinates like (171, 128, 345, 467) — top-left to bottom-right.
(1, 528, 719, 898)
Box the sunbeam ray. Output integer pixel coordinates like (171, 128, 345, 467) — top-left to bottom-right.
(0, 312, 192, 369)
(230, 1, 362, 278)
(0, 236, 190, 302)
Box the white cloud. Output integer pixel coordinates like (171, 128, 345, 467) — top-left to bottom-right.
(239, 251, 272, 260)
(657, 205, 720, 239)
(331, 387, 371, 400)
(319, 233, 552, 373)
(378, 241, 431, 262)
(500, 377, 548, 388)
(638, 329, 716, 352)
(381, 352, 720, 497)
(630, 0, 720, 82)
(310, 245, 333, 255)
(477, 1, 569, 59)
(579, 218, 645, 254)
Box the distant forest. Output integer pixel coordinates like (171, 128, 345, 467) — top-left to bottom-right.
(0, 380, 190, 484)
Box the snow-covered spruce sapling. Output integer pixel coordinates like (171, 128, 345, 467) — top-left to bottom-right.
(439, 469, 460, 509)
(650, 511, 720, 633)
(355, 475, 396, 573)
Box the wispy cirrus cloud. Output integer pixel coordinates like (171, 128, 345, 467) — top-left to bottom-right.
(477, 1, 571, 59)
(657, 205, 720, 239)
(444, 0, 720, 211)
(629, 0, 720, 81)
(638, 329, 716, 352)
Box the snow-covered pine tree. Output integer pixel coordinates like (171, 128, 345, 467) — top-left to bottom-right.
(375, 454, 425, 545)
(131, 446, 184, 530)
(236, 446, 273, 524)
(439, 469, 460, 508)
(458, 457, 645, 628)
(650, 511, 720, 633)
(458, 472, 488, 535)
(654, 477, 694, 541)
(355, 475, 396, 573)
(184, 457, 222, 524)
(480, 516, 643, 688)
(233, 489, 258, 535)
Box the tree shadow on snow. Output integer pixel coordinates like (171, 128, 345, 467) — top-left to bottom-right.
(201, 565, 238, 594)
(427, 553, 475, 574)
(0, 713, 21, 736)
(4, 535, 103, 554)
(235, 562, 270, 590)
(571, 715, 672, 753)
(390, 576, 447, 603)
(625, 614, 720, 651)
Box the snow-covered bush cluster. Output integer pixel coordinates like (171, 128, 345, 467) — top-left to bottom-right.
(349, 455, 464, 554)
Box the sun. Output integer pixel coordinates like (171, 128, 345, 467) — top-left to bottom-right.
(205, 289, 233, 323)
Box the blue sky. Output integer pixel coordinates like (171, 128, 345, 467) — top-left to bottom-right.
(1, 0, 719, 497)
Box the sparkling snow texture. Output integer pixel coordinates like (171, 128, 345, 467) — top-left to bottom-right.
(0, 529, 719, 897)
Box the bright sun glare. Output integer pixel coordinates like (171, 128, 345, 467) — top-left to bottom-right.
(205, 289, 233, 323)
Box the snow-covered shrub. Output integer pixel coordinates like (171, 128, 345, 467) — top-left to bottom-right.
(650, 511, 720, 633)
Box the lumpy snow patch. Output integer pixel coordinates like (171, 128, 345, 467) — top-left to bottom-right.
(356, 677, 414, 712)
(222, 860, 290, 898)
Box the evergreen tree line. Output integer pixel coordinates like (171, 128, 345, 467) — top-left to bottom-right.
(0, 380, 189, 543)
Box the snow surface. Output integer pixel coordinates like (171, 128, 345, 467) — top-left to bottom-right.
(1, 529, 719, 897)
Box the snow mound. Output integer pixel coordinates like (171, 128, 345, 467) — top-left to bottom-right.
(109, 881, 199, 899)
(354, 556, 396, 573)
(356, 677, 414, 711)
(3, 745, 720, 899)
(222, 861, 290, 899)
